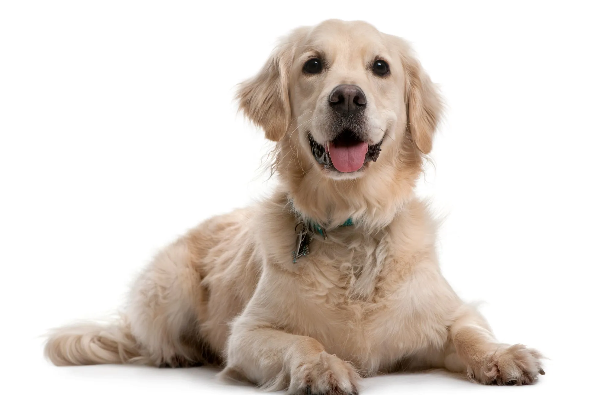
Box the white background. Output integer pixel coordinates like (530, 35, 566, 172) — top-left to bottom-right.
(1, 0, 593, 399)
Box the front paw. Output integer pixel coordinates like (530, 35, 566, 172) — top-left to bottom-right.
(289, 352, 360, 395)
(468, 344, 545, 385)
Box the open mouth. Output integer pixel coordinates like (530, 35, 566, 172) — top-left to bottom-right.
(308, 130, 382, 173)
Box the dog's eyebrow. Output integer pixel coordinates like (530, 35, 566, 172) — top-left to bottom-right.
(298, 46, 326, 57)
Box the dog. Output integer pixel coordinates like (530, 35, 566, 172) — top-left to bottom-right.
(45, 19, 544, 394)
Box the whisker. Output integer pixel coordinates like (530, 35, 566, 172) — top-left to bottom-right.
(270, 112, 315, 172)
(275, 114, 322, 169)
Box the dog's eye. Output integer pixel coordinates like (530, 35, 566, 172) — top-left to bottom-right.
(372, 60, 390, 77)
(303, 58, 323, 75)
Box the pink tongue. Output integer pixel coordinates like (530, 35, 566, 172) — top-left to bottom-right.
(328, 141, 368, 173)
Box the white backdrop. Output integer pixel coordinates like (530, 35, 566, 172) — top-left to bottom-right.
(1, 0, 593, 398)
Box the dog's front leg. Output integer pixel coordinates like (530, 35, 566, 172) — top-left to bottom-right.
(221, 316, 359, 394)
(449, 306, 545, 385)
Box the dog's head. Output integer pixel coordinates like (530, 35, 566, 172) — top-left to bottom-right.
(238, 20, 442, 229)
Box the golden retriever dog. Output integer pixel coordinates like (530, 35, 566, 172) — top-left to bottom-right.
(45, 19, 544, 394)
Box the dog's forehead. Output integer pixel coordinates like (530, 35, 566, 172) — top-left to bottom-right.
(301, 20, 389, 58)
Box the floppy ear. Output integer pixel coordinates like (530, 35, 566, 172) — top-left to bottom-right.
(398, 40, 443, 154)
(237, 39, 294, 142)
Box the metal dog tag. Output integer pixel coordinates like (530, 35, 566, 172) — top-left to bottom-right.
(292, 223, 311, 263)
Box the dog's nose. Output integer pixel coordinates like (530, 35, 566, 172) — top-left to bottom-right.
(328, 84, 367, 114)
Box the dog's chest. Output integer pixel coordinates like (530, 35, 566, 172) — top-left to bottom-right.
(284, 232, 448, 374)
(297, 230, 392, 300)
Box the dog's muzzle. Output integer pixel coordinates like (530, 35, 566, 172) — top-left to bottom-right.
(308, 132, 382, 172)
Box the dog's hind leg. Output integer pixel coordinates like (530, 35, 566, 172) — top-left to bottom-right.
(126, 239, 213, 367)
(46, 239, 211, 367)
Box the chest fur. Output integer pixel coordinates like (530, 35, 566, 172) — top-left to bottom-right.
(273, 232, 450, 374)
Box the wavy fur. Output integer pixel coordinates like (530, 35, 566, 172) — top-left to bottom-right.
(45, 20, 543, 393)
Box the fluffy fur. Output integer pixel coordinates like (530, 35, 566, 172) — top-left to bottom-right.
(45, 20, 544, 394)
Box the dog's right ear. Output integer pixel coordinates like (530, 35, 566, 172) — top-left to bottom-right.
(237, 35, 298, 142)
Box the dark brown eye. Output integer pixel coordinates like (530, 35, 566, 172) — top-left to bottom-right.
(372, 60, 390, 77)
(303, 58, 323, 74)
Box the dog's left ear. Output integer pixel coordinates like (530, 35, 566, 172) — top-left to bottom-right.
(237, 36, 296, 142)
(397, 39, 443, 154)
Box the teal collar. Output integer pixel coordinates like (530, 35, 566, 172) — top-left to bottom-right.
(288, 198, 355, 263)
(292, 217, 354, 263)
(288, 197, 354, 237)
(308, 217, 354, 239)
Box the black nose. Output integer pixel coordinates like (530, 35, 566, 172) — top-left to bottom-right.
(328, 84, 367, 114)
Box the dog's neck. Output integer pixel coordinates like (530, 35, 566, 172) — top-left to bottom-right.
(276, 126, 424, 233)
(289, 198, 354, 236)
(281, 171, 416, 233)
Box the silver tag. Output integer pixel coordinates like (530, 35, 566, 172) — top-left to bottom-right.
(292, 223, 311, 263)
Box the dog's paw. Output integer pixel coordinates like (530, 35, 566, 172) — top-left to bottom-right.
(468, 344, 545, 385)
(158, 354, 202, 368)
(288, 352, 360, 395)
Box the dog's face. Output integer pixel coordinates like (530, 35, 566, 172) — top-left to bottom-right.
(238, 20, 442, 226)
(289, 21, 405, 180)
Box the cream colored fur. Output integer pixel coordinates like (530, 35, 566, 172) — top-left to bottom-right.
(45, 20, 544, 394)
